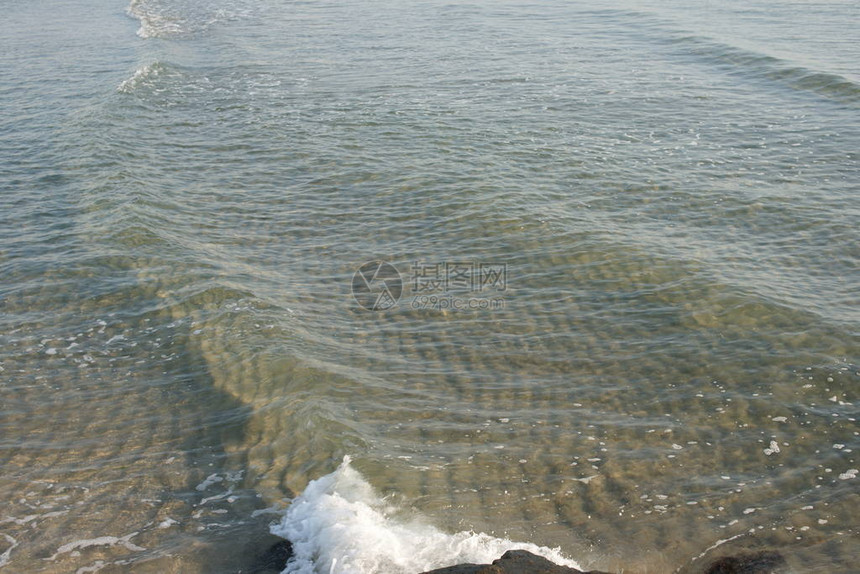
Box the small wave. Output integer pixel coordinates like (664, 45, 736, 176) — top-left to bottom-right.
(271, 456, 581, 574)
(117, 61, 170, 93)
(674, 35, 860, 105)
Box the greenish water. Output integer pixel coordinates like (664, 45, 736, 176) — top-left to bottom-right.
(1, 0, 857, 572)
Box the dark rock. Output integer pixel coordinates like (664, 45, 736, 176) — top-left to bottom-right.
(704, 551, 786, 574)
(249, 539, 293, 574)
(420, 549, 611, 574)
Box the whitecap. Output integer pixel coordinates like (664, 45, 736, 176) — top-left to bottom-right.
(127, 0, 184, 38)
(126, 0, 256, 39)
(117, 62, 166, 94)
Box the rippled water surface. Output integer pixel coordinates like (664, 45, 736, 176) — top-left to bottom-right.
(1, 0, 858, 572)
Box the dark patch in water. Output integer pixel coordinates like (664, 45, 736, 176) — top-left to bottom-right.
(704, 550, 786, 574)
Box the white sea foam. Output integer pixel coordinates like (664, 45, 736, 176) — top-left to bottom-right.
(158, 518, 179, 529)
(196, 472, 224, 491)
(1, 534, 19, 567)
(271, 456, 581, 574)
(47, 533, 144, 560)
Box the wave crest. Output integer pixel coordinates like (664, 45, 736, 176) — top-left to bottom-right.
(117, 61, 171, 93)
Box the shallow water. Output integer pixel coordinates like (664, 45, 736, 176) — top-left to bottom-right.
(1, 0, 858, 572)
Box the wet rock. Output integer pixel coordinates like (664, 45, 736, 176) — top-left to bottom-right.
(420, 549, 612, 574)
(419, 548, 786, 574)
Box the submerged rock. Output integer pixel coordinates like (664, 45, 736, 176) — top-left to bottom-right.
(420, 549, 611, 574)
(703, 551, 786, 574)
(249, 539, 293, 574)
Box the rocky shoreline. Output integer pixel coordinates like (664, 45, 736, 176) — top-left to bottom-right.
(253, 542, 786, 574)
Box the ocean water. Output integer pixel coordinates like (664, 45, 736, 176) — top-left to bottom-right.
(1, 0, 858, 572)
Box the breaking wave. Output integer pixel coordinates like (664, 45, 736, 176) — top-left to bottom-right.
(271, 457, 582, 574)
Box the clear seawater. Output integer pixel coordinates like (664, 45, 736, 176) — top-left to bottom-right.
(1, 0, 857, 572)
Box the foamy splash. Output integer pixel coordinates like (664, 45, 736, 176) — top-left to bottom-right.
(271, 456, 582, 574)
